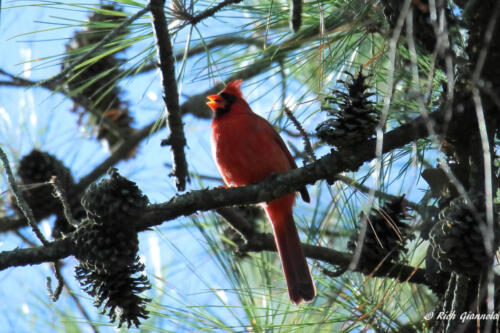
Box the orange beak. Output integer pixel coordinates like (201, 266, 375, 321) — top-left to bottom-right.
(206, 95, 220, 111)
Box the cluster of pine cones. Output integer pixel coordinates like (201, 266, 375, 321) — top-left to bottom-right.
(16, 150, 152, 327)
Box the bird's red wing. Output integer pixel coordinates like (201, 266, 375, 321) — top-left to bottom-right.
(253, 114, 310, 203)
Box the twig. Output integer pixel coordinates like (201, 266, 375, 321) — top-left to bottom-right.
(0, 147, 48, 245)
(38, 5, 151, 87)
(14, 229, 65, 303)
(46, 263, 64, 302)
(320, 264, 348, 278)
(216, 207, 255, 241)
(189, 0, 243, 26)
(50, 176, 75, 228)
(284, 107, 316, 162)
(14, 230, 36, 246)
(282, 128, 316, 138)
(151, 0, 189, 191)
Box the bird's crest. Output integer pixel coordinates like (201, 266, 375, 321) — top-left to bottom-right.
(221, 79, 243, 98)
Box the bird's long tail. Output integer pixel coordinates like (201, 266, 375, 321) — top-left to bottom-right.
(265, 195, 316, 305)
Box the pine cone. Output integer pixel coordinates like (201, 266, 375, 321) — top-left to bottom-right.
(64, 4, 127, 111)
(424, 244, 450, 295)
(74, 218, 139, 275)
(63, 3, 134, 153)
(316, 71, 379, 150)
(81, 168, 148, 225)
(17, 150, 75, 220)
(429, 196, 500, 275)
(75, 260, 151, 328)
(348, 197, 414, 264)
(75, 169, 150, 327)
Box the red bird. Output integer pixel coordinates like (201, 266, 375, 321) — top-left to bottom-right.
(207, 80, 316, 304)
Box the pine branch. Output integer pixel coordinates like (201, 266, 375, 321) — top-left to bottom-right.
(0, 106, 444, 236)
(336, 174, 419, 211)
(38, 5, 151, 87)
(188, 0, 243, 26)
(0, 148, 48, 245)
(138, 109, 445, 231)
(0, 238, 73, 270)
(151, 0, 189, 191)
(0, 69, 126, 139)
(284, 107, 316, 162)
(0, 220, 428, 286)
(246, 233, 427, 284)
(217, 206, 427, 284)
(0, 35, 266, 90)
(0, 106, 444, 275)
(2, 9, 347, 127)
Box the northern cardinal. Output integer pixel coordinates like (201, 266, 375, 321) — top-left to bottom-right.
(207, 80, 316, 304)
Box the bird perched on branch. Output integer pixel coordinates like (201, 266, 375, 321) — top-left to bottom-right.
(207, 80, 315, 304)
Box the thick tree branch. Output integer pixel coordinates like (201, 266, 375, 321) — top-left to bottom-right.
(0, 238, 74, 270)
(151, 0, 189, 191)
(217, 206, 427, 284)
(0, 214, 427, 286)
(246, 233, 427, 284)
